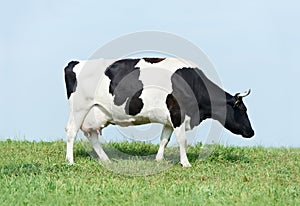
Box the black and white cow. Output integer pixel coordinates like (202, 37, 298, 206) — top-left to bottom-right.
(64, 58, 254, 167)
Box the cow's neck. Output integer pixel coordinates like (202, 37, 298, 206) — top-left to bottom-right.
(206, 91, 232, 125)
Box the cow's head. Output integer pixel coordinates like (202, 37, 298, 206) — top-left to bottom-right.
(224, 89, 254, 138)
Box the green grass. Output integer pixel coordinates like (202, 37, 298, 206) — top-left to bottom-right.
(0, 140, 299, 205)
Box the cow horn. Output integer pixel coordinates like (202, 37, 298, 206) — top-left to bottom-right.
(237, 89, 251, 98)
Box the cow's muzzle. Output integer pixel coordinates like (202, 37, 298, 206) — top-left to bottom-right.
(242, 129, 255, 138)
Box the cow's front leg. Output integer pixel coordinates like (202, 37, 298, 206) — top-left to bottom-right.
(174, 125, 191, 168)
(86, 131, 110, 162)
(156, 125, 173, 161)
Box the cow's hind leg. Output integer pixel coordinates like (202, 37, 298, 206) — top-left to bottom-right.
(156, 125, 173, 161)
(65, 114, 81, 165)
(65, 109, 90, 165)
(81, 105, 110, 162)
(174, 125, 191, 168)
(66, 123, 77, 165)
(86, 131, 110, 162)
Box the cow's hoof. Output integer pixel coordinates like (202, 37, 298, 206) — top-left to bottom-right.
(66, 157, 74, 165)
(98, 160, 111, 166)
(66, 160, 74, 165)
(180, 162, 192, 168)
(155, 154, 164, 162)
(156, 157, 163, 162)
(99, 157, 111, 163)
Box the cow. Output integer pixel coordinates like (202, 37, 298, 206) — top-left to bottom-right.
(64, 57, 254, 167)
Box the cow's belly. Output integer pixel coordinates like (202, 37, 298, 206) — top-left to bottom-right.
(82, 87, 172, 133)
(82, 84, 197, 133)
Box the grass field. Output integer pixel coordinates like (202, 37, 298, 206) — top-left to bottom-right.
(0, 140, 299, 205)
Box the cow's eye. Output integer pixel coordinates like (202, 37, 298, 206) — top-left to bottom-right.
(234, 101, 240, 108)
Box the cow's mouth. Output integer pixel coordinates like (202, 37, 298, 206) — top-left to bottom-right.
(242, 129, 255, 138)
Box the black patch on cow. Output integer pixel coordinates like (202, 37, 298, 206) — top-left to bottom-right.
(143, 58, 165, 64)
(166, 67, 214, 128)
(64, 61, 79, 99)
(125, 90, 144, 115)
(166, 94, 182, 128)
(105, 59, 144, 115)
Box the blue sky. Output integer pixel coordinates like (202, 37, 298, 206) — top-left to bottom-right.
(1, 1, 299, 147)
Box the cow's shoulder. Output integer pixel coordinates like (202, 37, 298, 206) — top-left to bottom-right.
(167, 67, 211, 128)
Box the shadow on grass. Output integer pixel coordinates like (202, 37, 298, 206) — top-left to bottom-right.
(75, 142, 179, 176)
(74, 148, 91, 158)
(204, 147, 253, 163)
(186, 145, 253, 164)
(187, 152, 252, 163)
(74, 141, 252, 167)
(76, 141, 162, 160)
(0, 163, 41, 177)
(87, 144, 179, 162)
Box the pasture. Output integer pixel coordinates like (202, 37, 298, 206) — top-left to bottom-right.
(0, 140, 299, 205)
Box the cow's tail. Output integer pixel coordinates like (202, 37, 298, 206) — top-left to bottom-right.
(64, 61, 79, 99)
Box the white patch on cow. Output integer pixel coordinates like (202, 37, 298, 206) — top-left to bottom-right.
(137, 58, 198, 92)
(72, 60, 85, 76)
